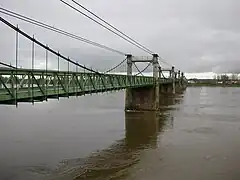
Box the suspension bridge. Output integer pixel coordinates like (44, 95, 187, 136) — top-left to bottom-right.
(0, 2, 187, 110)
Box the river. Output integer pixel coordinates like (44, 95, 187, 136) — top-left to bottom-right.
(0, 87, 240, 180)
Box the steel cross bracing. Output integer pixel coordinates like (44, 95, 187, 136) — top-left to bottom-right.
(0, 68, 178, 105)
(0, 68, 152, 104)
(0, 13, 186, 106)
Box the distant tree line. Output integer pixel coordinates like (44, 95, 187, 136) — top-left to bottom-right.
(213, 74, 239, 81)
(213, 73, 240, 85)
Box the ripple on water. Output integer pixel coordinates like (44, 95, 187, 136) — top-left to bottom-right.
(201, 114, 240, 123)
(0, 165, 52, 180)
(183, 127, 216, 135)
(46, 143, 141, 180)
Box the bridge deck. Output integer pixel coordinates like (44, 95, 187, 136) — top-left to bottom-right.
(0, 68, 175, 105)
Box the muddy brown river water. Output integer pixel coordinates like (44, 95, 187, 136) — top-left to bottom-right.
(0, 87, 240, 180)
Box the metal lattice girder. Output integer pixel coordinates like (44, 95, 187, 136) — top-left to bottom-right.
(0, 68, 155, 104)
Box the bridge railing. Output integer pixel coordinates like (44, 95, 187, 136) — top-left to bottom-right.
(0, 68, 154, 104)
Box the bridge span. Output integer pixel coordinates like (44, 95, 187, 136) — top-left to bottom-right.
(0, 14, 187, 110)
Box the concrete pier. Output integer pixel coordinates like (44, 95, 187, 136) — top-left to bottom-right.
(125, 56, 187, 111)
(125, 54, 160, 111)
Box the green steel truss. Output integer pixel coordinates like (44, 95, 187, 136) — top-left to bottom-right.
(0, 17, 184, 105)
(0, 68, 151, 104)
(0, 68, 178, 105)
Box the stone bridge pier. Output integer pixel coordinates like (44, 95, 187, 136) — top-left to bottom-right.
(125, 54, 186, 111)
(159, 68, 186, 94)
(125, 54, 159, 111)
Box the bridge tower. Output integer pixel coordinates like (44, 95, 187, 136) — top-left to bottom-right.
(125, 54, 133, 109)
(125, 54, 160, 111)
(171, 66, 176, 94)
(181, 72, 187, 89)
(153, 54, 159, 109)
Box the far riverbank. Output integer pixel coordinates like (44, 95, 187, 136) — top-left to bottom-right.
(188, 83, 240, 87)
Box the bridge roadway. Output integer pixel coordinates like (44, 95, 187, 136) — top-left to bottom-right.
(0, 68, 177, 105)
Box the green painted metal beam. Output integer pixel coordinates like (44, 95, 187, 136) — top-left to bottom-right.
(0, 68, 152, 104)
(0, 68, 184, 105)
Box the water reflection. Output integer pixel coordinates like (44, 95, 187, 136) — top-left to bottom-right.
(16, 87, 240, 180)
(47, 96, 178, 180)
(159, 93, 184, 112)
(125, 112, 159, 150)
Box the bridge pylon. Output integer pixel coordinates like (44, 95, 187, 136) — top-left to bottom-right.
(125, 54, 160, 111)
(152, 54, 159, 110)
(125, 54, 133, 109)
(171, 66, 176, 94)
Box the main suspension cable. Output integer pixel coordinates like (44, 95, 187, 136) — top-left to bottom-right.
(133, 63, 144, 76)
(59, 0, 153, 55)
(0, 61, 16, 69)
(71, 0, 154, 54)
(134, 62, 151, 76)
(0, 7, 126, 56)
(0, 16, 100, 74)
(104, 58, 127, 73)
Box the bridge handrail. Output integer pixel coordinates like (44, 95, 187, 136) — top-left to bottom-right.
(0, 67, 153, 79)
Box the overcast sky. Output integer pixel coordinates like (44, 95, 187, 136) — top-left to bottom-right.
(0, 0, 239, 73)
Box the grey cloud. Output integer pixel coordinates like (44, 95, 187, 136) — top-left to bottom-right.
(0, 0, 240, 73)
